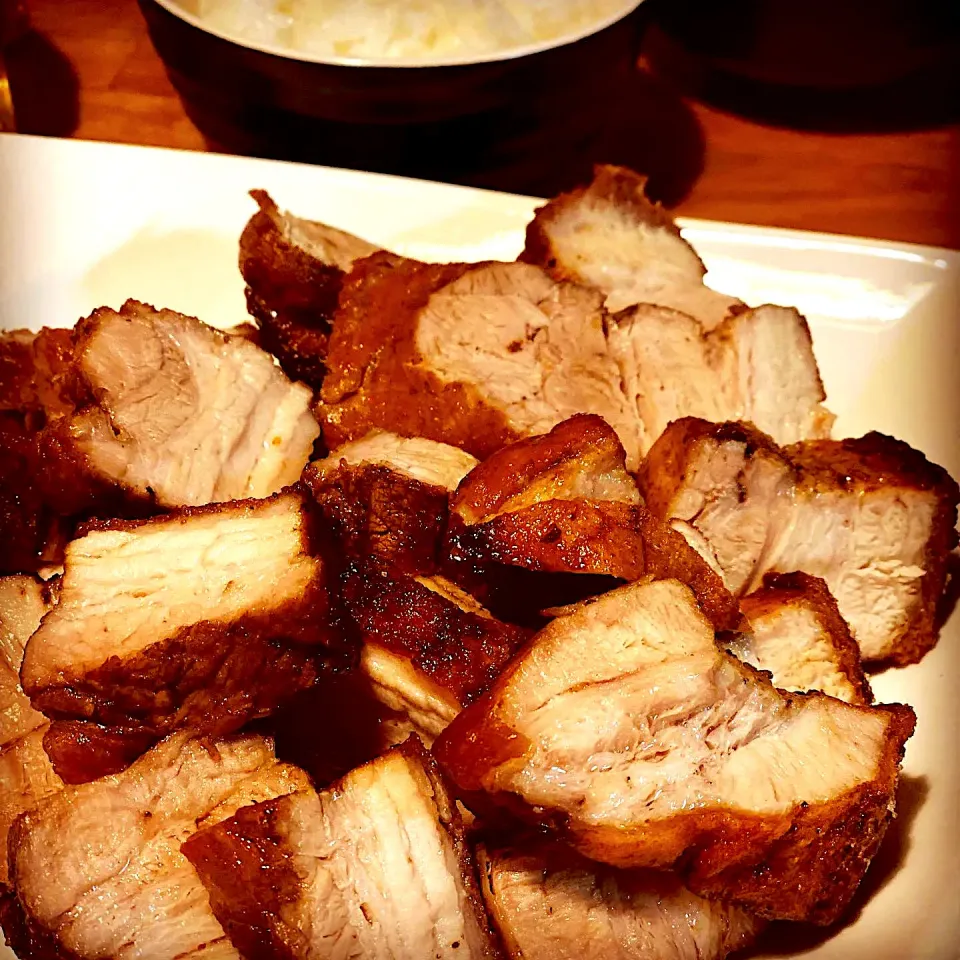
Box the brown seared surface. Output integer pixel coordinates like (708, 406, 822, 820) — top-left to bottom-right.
(20, 492, 355, 776)
(7, 731, 308, 960)
(239, 190, 380, 388)
(478, 838, 763, 960)
(0, 327, 78, 418)
(42, 720, 167, 784)
(342, 558, 530, 705)
(640, 418, 960, 664)
(738, 572, 872, 704)
(445, 499, 740, 633)
(183, 738, 502, 960)
(303, 460, 450, 576)
(0, 889, 85, 960)
(520, 164, 741, 326)
(434, 580, 915, 924)
(452, 414, 640, 526)
(319, 252, 519, 454)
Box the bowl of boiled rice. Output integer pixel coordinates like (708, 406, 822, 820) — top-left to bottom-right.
(140, 0, 646, 166)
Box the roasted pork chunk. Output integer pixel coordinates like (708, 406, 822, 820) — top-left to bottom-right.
(319, 254, 646, 463)
(446, 498, 740, 632)
(319, 255, 830, 470)
(0, 328, 78, 573)
(605, 301, 832, 453)
(21, 490, 353, 779)
(640, 418, 960, 664)
(0, 576, 62, 888)
(240, 190, 380, 387)
(479, 839, 763, 960)
(0, 576, 53, 750)
(451, 414, 640, 526)
(435, 579, 915, 924)
(303, 459, 451, 576)
(182, 738, 502, 960)
(52, 300, 319, 508)
(7, 732, 309, 960)
(342, 559, 530, 742)
(735, 572, 871, 704)
(314, 430, 479, 491)
(520, 164, 742, 326)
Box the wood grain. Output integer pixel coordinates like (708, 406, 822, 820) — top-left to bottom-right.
(6, 0, 959, 248)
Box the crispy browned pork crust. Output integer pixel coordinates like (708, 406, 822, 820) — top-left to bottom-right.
(343, 558, 530, 707)
(434, 579, 915, 924)
(478, 838, 764, 960)
(0, 328, 78, 418)
(303, 460, 450, 576)
(451, 414, 640, 526)
(239, 190, 380, 387)
(20, 491, 355, 779)
(446, 499, 740, 632)
(8, 731, 309, 960)
(639, 417, 960, 664)
(520, 164, 741, 326)
(183, 738, 503, 960)
(318, 253, 525, 455)
(738, 571, 872, 704)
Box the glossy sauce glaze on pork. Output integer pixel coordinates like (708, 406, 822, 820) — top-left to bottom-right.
(20, 490, 356, 780)
(478, 838, 763, 960)
(6, 732, 309, 960)
(735, 572, 872, 704)
(182, 737, 503, 960)
(240, 190, 380, 388)
(435, 579, 915, 924)
(639, 418, 960, 664)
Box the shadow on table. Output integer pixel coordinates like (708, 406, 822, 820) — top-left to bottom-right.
(5, 29, 79, 138)
(756, 773, 930, 955)
(154, 11, 705, 205)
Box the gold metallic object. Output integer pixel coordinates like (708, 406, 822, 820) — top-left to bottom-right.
(0, 0, 27, 132)
(0, 52, 15, 132)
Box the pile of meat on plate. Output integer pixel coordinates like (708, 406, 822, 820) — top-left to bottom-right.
(0, 165, 957, 960)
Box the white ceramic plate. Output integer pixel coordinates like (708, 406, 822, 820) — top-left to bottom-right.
(0, 133, 957, 960)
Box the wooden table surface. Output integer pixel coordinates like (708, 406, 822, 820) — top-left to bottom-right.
(6, 0, 960, 249)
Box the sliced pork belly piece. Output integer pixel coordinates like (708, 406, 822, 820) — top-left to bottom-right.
(52, 300, 319, 508)
(21, 491, 353, 778)
(183, 738, 502, 960)
(0, 327, 77, 419)
(7, 731, 309, 960)
(435, 579, 915, 924)
(640, 418, 960, 664)
(0, 728, 63, 887)
(446, 499, 740, 632)
(735, 572, 871, 704)
(240, 190, 380, 388)
(342, 558, 530, 742)
(0, 576, 53, 749)
(0, 577, 64, 887)
(519, 164, 741, 326)
(479, 839, 763, 960)
(319, 253, 645, 466)
(303, 459, 451, 576)
(605, 302, 832, 453)
(314, 430, 479, 492)
(451, 414, 640, 526)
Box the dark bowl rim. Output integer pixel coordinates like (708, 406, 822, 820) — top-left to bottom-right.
(148, 0, 646, 69)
